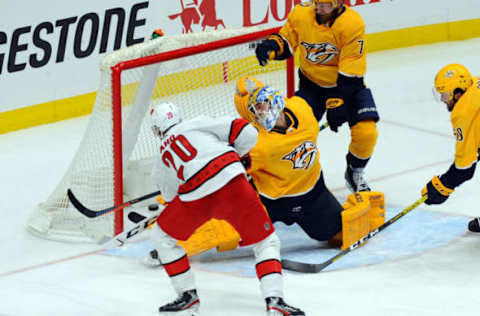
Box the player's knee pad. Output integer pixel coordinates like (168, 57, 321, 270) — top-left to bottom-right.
(252, 232, 281, 262)
(349, 120, 378, 159)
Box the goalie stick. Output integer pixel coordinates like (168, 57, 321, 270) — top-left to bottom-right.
(281, 195, 428, 273)
(67, 188, 161, 218)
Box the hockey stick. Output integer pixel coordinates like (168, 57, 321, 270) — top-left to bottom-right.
(99, 213, 160, 248)
(319, 121, 329, 131)
(281, 195, 428, 273)
(67, 189, 161, 218)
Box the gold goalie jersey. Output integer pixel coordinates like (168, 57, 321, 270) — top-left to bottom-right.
(279, 4, 366, 87)
(248, 96, 321, 199)
(451, 76, 480, 169)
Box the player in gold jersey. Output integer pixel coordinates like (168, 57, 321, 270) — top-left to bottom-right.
(234, 76, 343, 241)
(424, 64, 480, 233)
(255, 0, 379, 193)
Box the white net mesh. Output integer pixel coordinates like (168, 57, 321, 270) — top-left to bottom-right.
(28, 25, 292, 242)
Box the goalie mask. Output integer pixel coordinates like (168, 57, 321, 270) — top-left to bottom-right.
(150, 102, 182, 138)
(433, 63, 473, 105)
(234, 77, 286, 131)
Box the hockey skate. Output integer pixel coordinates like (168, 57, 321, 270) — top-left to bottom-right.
(266, 297, 305, 316)
(143, 249, 162, 268)
(468, 218, 480, 233)
(345, 165, 371, 192)
(159, 289, 200, 315)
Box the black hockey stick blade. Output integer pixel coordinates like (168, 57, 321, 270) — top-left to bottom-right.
(67, 189, 161, 218)
(281, 260, 328, 273)
(128, 211, 147, 224)
(281, 195, 428, 273)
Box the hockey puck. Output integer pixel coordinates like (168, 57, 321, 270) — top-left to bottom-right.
(148, 204, 159, 211)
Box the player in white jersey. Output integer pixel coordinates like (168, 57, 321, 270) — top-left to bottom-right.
(148, 102, 305, 316)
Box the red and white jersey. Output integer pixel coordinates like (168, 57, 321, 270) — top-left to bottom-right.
(151, 115, 258, 202)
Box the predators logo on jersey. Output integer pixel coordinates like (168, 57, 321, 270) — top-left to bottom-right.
(278, 4, 367, 86)
(301, 41, 339, 64)
(282, 141, 317, 169)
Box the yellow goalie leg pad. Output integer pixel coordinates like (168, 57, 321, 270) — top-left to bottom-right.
(338, 193, 371, 250)
(178, 219, 240, 256)
(328, 191, 386, 250)
(365, 191, 386, 231)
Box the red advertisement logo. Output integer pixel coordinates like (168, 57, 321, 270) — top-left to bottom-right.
(169, 0, 226, 33)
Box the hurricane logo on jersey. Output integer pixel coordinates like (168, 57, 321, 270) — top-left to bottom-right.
(282, 141, 317, 169)
(301, 41, 339, 64)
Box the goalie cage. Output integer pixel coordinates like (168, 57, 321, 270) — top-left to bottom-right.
(27, 25, 295, 243)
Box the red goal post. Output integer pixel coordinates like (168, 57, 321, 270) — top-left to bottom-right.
(28, 25, 295, 243)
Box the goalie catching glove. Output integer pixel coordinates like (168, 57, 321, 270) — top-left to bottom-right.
(422, 176, 454, 205)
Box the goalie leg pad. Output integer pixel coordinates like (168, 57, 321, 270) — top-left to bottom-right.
(366, 191, 386, 231)
(338, 192, 371, 250)
(178, 219, 240, 256)
(328, 191, 386, 250)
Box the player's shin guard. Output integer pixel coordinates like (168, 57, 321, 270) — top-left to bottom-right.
(346, 120, 377, 192)
(253, 233, 283, 299)
(150, 224, 196, 295)
(348, 120, 378, 166)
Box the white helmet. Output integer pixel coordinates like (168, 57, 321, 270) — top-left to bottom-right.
(150, 102, 182, 138)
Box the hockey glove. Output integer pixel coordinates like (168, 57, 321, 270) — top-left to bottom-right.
(422, 176, 454, 205)
(326, 98, 346, 132)
(255, 39, 280, 66)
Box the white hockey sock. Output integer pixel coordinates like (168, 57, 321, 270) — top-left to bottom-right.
(252, 233, 283, 299)
(150, 225, 196, 295)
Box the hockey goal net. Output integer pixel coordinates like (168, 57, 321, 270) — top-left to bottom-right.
(28, 25, 295, 242)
